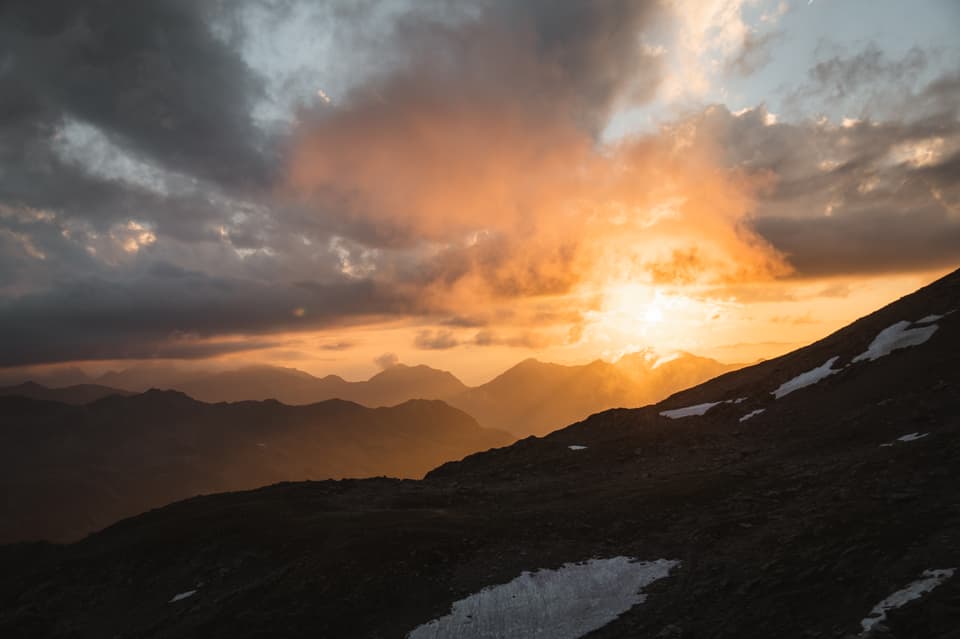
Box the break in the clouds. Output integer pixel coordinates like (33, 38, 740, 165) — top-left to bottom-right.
(0, 0, 958, 368)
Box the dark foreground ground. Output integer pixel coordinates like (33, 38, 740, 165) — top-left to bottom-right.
(1, 270, 959, 638)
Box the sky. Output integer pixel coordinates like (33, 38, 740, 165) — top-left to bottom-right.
(0, 0, 958, 385)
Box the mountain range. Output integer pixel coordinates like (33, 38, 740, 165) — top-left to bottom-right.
(0, 381, 135, 404)
(2, 352, 739, 439)
(2, 268, 956, 637)
(0, 394, 510, 543)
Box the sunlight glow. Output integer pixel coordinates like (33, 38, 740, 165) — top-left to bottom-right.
(581, 283, 719, 358)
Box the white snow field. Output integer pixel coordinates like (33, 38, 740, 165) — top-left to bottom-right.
(852, 320, 939, 363)
(914, 313, 944, 324)
(772, 356, 841, 399)
(879, 432, 929, 447)
(859, 568, 955, 634)
(568, 445, 588, 451)
(406, 557, 680, 639)
(739, 409, 766, 422)
(660, 402, 721, 419)
(168, 589, 197, 603)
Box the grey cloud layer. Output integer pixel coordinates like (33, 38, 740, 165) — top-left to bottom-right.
(0, 0, 957, 366)
(695, 54, 960, 279)
(0, 0, 663, 365)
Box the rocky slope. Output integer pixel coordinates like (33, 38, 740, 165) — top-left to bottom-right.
(1, 269, 958, 638)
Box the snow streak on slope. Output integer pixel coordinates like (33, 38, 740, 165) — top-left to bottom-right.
(168, 589, 197, 603)
(739, 409, 765, 422)
(853, 320, 939, 363)
(406, 557, 679, 639)
(860, 568, 955, 633)
(772, 357, 842, 399)
(880, 432, 929, 447)
(660, 402, 721, 419)
(660, 398, 746, 419)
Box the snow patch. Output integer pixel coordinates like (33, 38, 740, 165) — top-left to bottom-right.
(660, 402, 721, 419)
(772, 356, 842, 399)
(914, 314, 943, 325)
(660, 397, 747, 419)
(860, 568, 955, 634)
(739, 409, 766, 422)
(880, 432, 929, 447)
(406, 557, 680, 639)
(852, 320, 938, 363)
(169, 589, 197, 603)
(568, 445, 588, 451)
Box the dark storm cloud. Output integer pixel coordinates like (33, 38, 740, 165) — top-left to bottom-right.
(693, 66, 960, 277)
(754, 205, 960, 277)
(0, 0, 278, 287)
(0, 0, 272, 188)
(0, 0, 670, 366)
(0, 264, 409, 366)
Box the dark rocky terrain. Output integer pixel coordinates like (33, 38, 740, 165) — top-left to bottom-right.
(1, 269, 958, 638)
(0, 395, 511, 543)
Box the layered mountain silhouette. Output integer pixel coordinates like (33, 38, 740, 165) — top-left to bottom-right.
(3, 353, 739, 439)
(2, 268, 956, 638)
(0, 394, 510, 543)
(449, 353, 737, 437)
(0, 381, 132, 404)
(97, 363, 470, 407)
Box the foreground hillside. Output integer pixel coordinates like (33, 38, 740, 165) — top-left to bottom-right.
(0, 395, 511, 543)
(1, 269, 958, 638)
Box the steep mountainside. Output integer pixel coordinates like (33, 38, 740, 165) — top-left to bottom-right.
(0, 272, 960, 639)
(0, 394, 511, 543)
(2, 269, 957, 638)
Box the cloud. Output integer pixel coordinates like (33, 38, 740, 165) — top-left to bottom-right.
(783, 44, 943, 122)
(472, 330, 555, 349)
(0, 264, 409, 366)
(687, 64, 960, 278)
(374, 352, 400, 370)
(0, 0, 272, 188)
(413, 329, 460, 350)
(285, 0, 788, 307)
(317, 341, 354, 351)
(727, 29, 782, 76)
(1, 3, 956, 368)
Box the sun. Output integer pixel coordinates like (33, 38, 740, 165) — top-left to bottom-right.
(601, 283, 668, 327)
(578, 282, 716, 357)
(643, 301, 665, 325)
